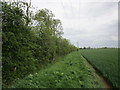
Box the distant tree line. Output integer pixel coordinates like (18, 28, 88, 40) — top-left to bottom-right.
(80, 46, 117, 49)
(2, 0, 77, 87)
(80, 46, 91, 49)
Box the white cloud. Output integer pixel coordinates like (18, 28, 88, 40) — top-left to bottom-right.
(111, 36, 118, 41)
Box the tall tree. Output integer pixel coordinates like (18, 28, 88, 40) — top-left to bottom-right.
(34, 9, 63, 61)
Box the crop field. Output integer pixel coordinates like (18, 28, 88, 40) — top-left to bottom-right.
(10, 51, 103, 88)
(80, 48, 118, 88)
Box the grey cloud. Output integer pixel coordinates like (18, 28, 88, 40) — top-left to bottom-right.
(31, 0, 118, 48)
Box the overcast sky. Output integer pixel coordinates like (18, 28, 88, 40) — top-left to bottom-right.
(30, 0, 118, 48)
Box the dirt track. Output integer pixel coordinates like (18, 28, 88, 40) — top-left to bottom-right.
(81, 55, 111, 88)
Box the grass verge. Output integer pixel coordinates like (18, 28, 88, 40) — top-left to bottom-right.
(10, 51, 103, 88)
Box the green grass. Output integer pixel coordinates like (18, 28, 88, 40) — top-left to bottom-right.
(80, 48, 118, 88)
(10, 51, 103, 88)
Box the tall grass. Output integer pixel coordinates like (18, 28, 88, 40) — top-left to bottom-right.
(11, 51, 102, 88)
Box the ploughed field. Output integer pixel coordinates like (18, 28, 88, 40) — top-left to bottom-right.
(80, 48, 118, 88)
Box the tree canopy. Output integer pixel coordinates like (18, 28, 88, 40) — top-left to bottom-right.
(2, 0, 77, 87)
